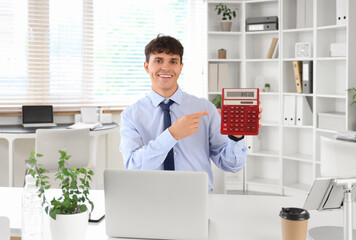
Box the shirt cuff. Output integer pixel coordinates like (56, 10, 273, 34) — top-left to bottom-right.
(157, 128, 178, 152)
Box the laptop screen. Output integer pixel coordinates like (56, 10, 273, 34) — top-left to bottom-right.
(22, 105, 54, 124)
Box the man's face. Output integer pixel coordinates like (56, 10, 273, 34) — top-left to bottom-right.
(144, 52, 183, 98)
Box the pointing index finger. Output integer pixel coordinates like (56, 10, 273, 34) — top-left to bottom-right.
(189, 111, 209, 118)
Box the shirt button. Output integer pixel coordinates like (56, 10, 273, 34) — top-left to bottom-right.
(174, 152, 177, 155)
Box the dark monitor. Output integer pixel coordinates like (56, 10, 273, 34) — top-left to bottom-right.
(22, 105, 54, 124)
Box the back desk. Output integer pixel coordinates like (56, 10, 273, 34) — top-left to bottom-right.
(0, 123, 119, 187)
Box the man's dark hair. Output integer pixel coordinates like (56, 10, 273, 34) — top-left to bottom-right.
(145, 35, 184, 64)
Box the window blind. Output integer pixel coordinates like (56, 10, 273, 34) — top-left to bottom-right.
(0, 0, 206, 111)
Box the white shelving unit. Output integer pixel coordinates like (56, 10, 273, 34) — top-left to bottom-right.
(206, 0, 356, 196)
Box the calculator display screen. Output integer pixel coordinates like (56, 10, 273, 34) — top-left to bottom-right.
(226, 91, 254, 98)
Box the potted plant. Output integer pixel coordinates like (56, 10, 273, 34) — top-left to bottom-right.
(211, 94, 222, 109)
(28, 150, 94, 240)
(347, 87, 356, 105)
(265, 83, 271, 92)
(214, 3, 238, 32)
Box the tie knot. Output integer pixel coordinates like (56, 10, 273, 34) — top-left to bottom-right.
(159, 100, 173, 112)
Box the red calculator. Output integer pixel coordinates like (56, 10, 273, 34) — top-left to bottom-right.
(221, 88, 260, 136)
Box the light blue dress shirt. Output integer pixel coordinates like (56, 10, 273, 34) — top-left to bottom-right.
(120, 87, 247, 192)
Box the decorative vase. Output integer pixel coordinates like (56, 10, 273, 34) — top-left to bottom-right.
(265, 86, 270, 92)
(220, 21, 232, 31)
(49, 210, 89, 240)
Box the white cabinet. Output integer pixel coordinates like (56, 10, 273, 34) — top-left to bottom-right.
(206, 0, 356, 195)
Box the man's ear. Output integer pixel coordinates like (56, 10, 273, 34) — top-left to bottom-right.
(144, 62, 149, 73)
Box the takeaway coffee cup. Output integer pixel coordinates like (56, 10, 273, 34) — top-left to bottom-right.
(279, 207, 310, 240)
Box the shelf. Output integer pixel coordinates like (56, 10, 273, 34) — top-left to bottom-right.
(316, 94, 346, 99)
(316, 57, 346, 61)
(247, 177, 279, 187)
(317, 25, 347, 31)
(248, 149, 279, 157)
(207, 0, 244, 4)
(283, 28, 313, 33)
(208, 59, 241, 62)
(259, 121, 279, 126)
(316, 128, 337, 134)
(282, 125, 313, 129)
(245, 30, 279, 35)
(282, 92, 313, 97)
(260, 92, 279, 96)
(245, 59, 279, 62)
(283, 58, 313, 62)
(284, 183, 311, 192)
(283, 154, 313, 163)
(245, 0, 278, 4)
(208, 31, 242, 35)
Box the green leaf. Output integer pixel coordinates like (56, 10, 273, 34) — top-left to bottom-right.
(79, 204, 87, 213)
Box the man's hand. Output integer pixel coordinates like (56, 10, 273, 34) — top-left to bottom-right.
(217, 101, 263, 138)
(169, 111, 209, 140)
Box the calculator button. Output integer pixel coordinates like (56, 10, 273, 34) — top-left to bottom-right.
(245, 125, 251, 132)
(252, 115, 256, 119)
(240, 111, 245, 114)
(230, 106, 235, 110)
(252, 126, 257, 132)
(235, 111, 239, 114)
(235, 119, 239, 123)
(229, 128, 233, 131)
(224, 110, 228, 113)
(223, 128, 228, 132)
(230, 110, 234, 114)
(223, 123, 228, 127)
(230, 119, 234, 122)
(234, 128, 239, 131)
(252, 111, 257, 114)
(223, 119, 227, 122)
(247, 111, 251, 114)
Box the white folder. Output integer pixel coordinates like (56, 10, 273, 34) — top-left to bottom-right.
(209, 63, 218, 92)
(288, 95, 296, 126)
(283, 96, 290, 125)
(245, 136, 260, 153)
(218, 63, 228, 92)
(296, 96, 313, 126)
(302, 61, 313, 94)
(336, 0, 347, 26)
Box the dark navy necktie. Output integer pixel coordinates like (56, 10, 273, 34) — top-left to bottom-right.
(159, 100, 175, 170)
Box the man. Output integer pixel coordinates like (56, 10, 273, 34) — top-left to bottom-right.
(120, 35, 262, 192)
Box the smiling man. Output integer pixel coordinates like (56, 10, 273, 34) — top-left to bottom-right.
(120, 35, 260, 192)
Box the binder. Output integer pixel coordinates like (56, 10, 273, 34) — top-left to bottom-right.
(296, 96, 313, 126)
(302, 61, 313, 94)
(336, 0, 347, 26)
(267, 38, 278, 59)
(218, 63, 228, 92)
(245, 136, 260, 153)
(292, 61, 303, 93)
(283, 96, 290, 125)
(288, 95, 296, 125)
(208, 63, 218, 92)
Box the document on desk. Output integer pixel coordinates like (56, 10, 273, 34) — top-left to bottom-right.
(67, 122, 102, 130)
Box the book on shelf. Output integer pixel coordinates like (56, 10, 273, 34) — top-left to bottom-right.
(267, 37, 278, 59)
(272, 40, 279, 59)
(292, 61, 303, 93)
(208, 63, 228, 92)
(208, 63, 218, 92)
(217, 63, 228, 92)
(302, 61, 313, 94)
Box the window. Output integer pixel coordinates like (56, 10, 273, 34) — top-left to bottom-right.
(0, 0, 206, 111)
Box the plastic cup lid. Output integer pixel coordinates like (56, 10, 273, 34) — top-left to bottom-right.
(279, 207, 310, 221)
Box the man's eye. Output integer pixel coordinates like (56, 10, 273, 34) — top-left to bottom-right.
(171, 61, 177, 64)
(155, 60, 161, 63)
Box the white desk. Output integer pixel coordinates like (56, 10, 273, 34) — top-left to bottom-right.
(1, 187, 355, 240)
(0, 123, 118, 187)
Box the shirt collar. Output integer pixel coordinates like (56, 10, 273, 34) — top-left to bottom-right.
(148, 86, 182, 108)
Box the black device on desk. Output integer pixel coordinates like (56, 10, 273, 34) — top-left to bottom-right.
(220, 88, 260, 136)
(22, 105, 57, 128)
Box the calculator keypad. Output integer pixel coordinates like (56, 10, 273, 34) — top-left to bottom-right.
(221, 105, 259, 135)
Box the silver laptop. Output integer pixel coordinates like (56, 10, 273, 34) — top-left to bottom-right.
(22, 105, 57, 128)
(104, 169, 209, 240)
